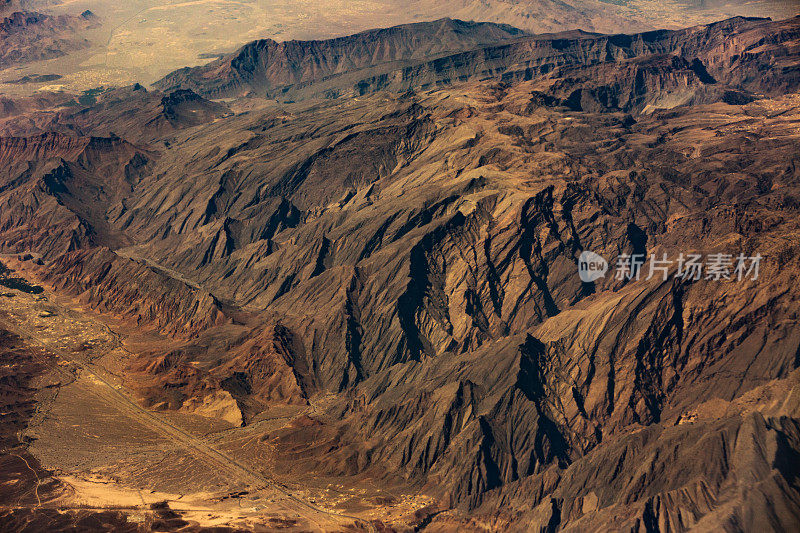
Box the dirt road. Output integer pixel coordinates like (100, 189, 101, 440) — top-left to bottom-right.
(0, 311, 374, 532)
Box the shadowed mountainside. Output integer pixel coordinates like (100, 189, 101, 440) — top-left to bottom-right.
(1, 14, 800, 532)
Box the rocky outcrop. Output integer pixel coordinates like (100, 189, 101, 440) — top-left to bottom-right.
(180, 389, 243, 426)
(0, 132, 152, 254)
(473, 370, 800, 531)
(0, 131, 90, 163)
(128, 322, 309, 423)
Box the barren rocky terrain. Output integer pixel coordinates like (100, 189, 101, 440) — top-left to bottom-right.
(0, 10, 799, 533)
(0, 2, 98, 69)
(0, 0, 797, 93)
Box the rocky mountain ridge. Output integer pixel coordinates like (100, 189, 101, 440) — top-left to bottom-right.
(155, 18, 528, 99)
(155, 15, 800, 111)
(1, 14, 799, 532)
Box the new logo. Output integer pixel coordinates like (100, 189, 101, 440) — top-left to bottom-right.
(578, 250, 608, 283)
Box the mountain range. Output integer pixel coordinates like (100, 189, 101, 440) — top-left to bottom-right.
(0, 12, 799, 533)
(155, 15, 800, 108)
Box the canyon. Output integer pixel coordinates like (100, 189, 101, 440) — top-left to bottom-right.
(0, 12, 799, 533)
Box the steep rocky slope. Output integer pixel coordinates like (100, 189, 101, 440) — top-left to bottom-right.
(155, 18, 528, 98)
(0, 84, 231, 141)
(155, 16, 800, 108)
(1, 15, 800, 532)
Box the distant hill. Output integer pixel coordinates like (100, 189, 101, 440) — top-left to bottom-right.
(0, 5, 99, 69)
(413, 0, 798, 34)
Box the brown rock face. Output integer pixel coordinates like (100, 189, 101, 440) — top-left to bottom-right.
(0, 85, 231, 142)
(1, 15, 800, 532)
